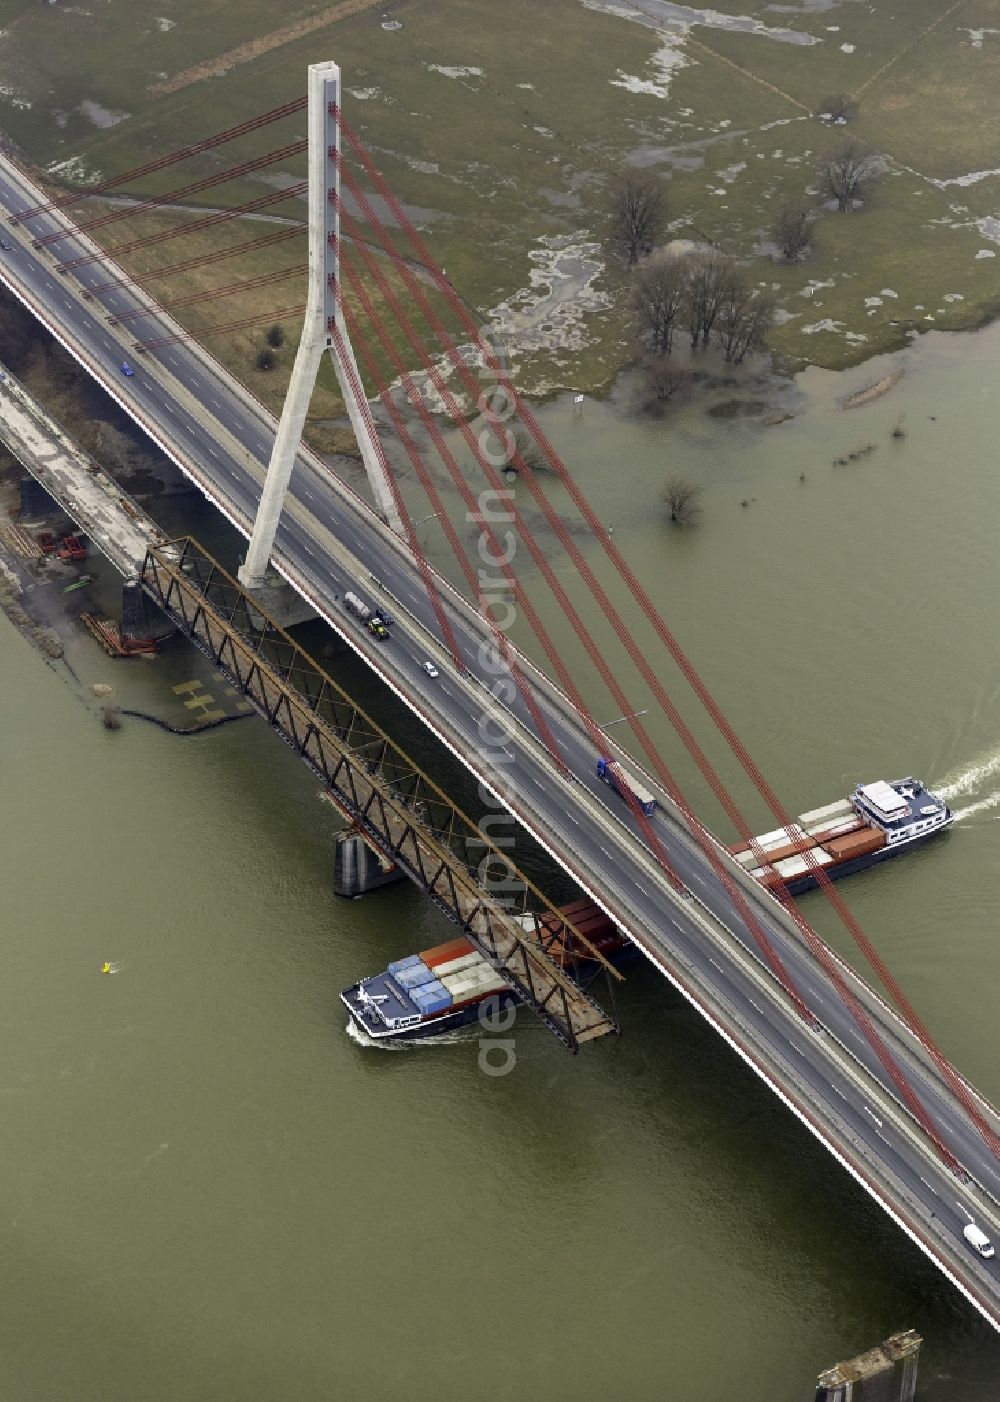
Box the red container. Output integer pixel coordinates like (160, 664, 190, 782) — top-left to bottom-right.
(422, 937, 475, 969)
(823, 827, 886, 861)
(755, 834, 819, 866)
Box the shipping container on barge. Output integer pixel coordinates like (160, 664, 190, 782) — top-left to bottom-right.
(729, 778, 952, 897)
(341, 899, 634, 1043)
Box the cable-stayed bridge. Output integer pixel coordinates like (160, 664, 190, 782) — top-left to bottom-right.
(2, 62, 1000, 1330)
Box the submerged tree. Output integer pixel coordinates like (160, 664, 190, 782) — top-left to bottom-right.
(684, 250, 735, 348)
(717, 279, 776, 363)
(608, 177, 666, 266)
(643, 357, 690, 406)
(664, 474, 703, 525)
(509, 425, 549, 473)
(821, 140, 880, 212)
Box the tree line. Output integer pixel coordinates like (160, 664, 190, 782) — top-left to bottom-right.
(631, 249, 776, 365)
(610, 136, 882, 270)
(608, 134, 883, 406)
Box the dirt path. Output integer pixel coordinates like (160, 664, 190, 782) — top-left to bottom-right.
(853, 0, 967, 100)
(146, 0, 388, 97)
(684, 33, 812, 114)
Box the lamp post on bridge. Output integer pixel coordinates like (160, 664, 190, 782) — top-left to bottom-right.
(412, 511, 440, 551)
(602, 708, 649, 729)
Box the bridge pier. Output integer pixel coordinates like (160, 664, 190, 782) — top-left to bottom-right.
(333, 830, 406, 898)
(241, 571, 317, 629)
(18, 474, 53, 518)
(121, 576, 174, 647)
(815, 1329, 921, 1402)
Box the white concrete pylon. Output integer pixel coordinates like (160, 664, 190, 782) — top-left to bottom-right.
(239, 61, 402, 590)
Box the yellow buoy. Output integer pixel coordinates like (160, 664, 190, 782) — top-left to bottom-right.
(102, 962, 111, 974)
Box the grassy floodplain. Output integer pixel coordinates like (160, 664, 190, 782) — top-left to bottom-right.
(2, 0, 1000, 397)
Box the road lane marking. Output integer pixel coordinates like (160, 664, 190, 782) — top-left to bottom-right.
(863, 1106, 883, 1127)
(919, 1177, 939, 1195)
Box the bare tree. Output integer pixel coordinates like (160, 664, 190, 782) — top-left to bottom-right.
(510, 425, 549, 473)
(772, 203, 816, 261)
(631, 253, 687, 354)
(643, 357, 690, 407)
(684, 250, 735, 347)
(821, 140, 880, 212)
(609, 177, 665, 266)
(818, 93, 852, 123)
(664, 475, 702, 525)
(717, 280, 776, 363)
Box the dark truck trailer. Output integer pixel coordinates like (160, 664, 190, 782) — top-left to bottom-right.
(596, 756, 657, 817)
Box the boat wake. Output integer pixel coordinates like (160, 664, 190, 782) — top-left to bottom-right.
(344, 1018, 473, 1051)
(950, 790, 1000, 823)
(934, 748, 1000, 803)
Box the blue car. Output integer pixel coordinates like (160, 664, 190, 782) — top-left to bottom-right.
(120, 361, 134, 378)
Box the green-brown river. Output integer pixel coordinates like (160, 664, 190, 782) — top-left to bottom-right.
(3, 324, 1000, 1400)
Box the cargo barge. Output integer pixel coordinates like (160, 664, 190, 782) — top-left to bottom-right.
(341, 899, 633, 1043)
(729, 778, 952, 897)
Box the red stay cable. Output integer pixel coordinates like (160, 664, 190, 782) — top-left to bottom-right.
(335, 117, 999, 1162)
(329, 142, 966, 1164)
(58, 184, 308, 272)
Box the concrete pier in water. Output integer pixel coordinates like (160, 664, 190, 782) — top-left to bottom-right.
(333, 831, 406, 898)
(815, 1330, 921, 1402)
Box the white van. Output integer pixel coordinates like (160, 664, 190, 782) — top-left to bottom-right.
(962, 1223, 996, 1259)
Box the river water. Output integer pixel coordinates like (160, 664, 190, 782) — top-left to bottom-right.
(4, 324, 1000, 1400)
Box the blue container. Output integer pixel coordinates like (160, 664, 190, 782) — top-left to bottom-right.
(412, 976, 447, 999)
(388, 954, 423, 977)
(412, 975, 446, 998)
(412, 981, 453, 1015)
(395, 962, 436, 991)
